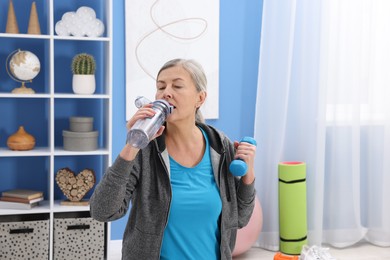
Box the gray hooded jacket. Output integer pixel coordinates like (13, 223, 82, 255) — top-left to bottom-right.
(90, 123, 256, 259)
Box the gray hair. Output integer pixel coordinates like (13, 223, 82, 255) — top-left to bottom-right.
(157, 59, 207, 123)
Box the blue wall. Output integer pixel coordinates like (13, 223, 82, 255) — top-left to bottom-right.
(110, 0, 263, 240)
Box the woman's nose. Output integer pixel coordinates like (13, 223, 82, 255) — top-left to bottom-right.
(162, 88, 172, 99)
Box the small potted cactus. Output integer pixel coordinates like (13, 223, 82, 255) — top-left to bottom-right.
(71, 53, 96, 94)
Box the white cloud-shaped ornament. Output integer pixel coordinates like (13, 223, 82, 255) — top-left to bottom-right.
(55, 6, 105, 37)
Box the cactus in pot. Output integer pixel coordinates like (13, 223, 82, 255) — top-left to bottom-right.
(71, 53, 96, 94)
(72, 53, 96, 75)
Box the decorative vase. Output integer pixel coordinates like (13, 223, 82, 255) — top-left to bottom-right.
(7, 126, 36, 151)
(72, 74, 96, 94)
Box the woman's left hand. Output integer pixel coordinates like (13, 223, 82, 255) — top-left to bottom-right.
(233, 141, 256, 184)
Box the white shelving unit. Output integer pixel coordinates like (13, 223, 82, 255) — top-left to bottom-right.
(0, 0, 112, 259)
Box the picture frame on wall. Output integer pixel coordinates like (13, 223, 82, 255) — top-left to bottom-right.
(124, 0, 219, 120)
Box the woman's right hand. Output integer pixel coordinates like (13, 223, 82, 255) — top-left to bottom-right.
(126, 103, 156, 130)
(119, 104, 158, 161)
(126, 104, 166, 140)
(122, 104, 165, 157)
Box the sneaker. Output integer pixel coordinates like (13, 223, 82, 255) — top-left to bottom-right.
(300, 245, 336, 260)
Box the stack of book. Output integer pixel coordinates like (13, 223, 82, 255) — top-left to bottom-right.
(0, 189, 44, 210)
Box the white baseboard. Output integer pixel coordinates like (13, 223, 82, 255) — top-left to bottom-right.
(108, 240, 122, 259)
(110, 240, 122, 248)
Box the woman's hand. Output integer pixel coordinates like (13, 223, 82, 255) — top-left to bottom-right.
(126, 103, 165, 140)
(233, 141, 256, 184)
(126, 103, 155, 130)
(120, 104, 166, 161)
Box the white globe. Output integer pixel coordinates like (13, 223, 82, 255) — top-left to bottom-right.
(9, 50, 41, 81)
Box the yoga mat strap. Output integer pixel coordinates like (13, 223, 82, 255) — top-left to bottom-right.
(278, 178, 306, 184)
(280, 235, 308, 242)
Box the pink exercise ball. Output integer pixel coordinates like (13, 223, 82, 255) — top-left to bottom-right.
(232, 196, 263, 257)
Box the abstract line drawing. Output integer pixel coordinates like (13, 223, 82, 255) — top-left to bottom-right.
(125, 0, 219, 120)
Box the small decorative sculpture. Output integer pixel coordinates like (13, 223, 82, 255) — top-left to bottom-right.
(27, 2, 41, 35)
(55, 168, 96, 204)
(7, 126, 36, 151)
(6, 49, 41, 94)
(55, 6, 105, 37)
(5, 0, 19, 34)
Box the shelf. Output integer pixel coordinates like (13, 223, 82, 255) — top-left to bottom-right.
(54, 93, 110, 99)
(0, 200, 51, 215)
(0, 93, 51, 98)
(0, 200, 91, 215)
(0, 0, 112, 258)
(54, 148, 110, 156)
(0, 147, 51, 157)
(53, 36, 111, 42)
(0, 93, 111, 98)
(0, 148, 110, 157)
(0, 33, 51, 40)
(52, 200, 90, 213)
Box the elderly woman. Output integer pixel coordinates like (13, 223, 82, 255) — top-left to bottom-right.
(90, 58, 257, 260)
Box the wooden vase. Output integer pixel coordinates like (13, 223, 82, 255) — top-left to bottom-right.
(7, 126, 36, 151)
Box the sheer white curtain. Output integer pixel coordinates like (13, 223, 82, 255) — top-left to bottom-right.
(254, 0, 390, 251)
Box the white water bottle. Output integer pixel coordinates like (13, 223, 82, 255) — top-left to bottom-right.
(126, 97, 173, 149)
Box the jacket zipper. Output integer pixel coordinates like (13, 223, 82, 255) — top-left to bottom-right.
(220, 153, 231, 202)
(157, 150, 172, 259)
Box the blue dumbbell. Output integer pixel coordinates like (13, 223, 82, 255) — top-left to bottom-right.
(229, 137, 257, 176)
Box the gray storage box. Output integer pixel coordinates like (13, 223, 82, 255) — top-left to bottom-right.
(70, 117, 94, 132)
(0, 219, 49, 259)
(63, 130, 98, 151)
(54, 217, 105, 259)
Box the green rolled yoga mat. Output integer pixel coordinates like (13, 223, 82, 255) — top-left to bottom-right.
(278, 162, 308, 255)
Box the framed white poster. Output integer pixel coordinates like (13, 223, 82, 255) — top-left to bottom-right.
(125, 0, 219, 120)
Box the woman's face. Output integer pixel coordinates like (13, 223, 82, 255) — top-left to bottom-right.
(156, 65, 205, 123)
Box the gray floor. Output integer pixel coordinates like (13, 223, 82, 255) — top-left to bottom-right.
(234, 243, 390, 260)
(109, 241, 390, 259)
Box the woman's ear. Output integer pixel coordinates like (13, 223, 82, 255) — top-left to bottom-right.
(197, 91, 207, 108)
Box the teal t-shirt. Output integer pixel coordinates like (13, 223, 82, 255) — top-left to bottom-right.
(160, 129, 222, 260)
